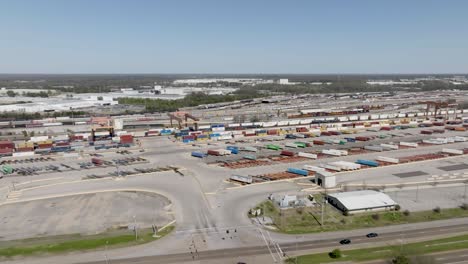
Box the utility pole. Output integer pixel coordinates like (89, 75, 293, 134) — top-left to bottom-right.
(321, 196, 325, 226)
(464, 182, 467, 201)
(133, 215, 138, 241)
(415, 184, 419, 202)
(104, 241, 109, 264)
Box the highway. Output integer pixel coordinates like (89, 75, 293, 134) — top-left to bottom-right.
(77, 223, 468, 264)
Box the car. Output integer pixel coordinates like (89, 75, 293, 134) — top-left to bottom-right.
(366, 232, 378, 238)
(339, 239, 351, 245)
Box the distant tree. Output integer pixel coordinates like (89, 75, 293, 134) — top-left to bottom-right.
(250, 115, 260, 123)
(329, 249, 342, 259)
(391, 255, 410, 264)
(433, 207, 441, 214)
(6, 90, 16, 97)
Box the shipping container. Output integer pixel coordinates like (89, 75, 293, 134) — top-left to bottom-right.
(297, 152, 317, 159)
(287, 168, 308, 176)
(281, 150, 295, 156)
(376, 156, 399, 164)
(191, 151, 206, 158)
(230, 175, 253, 184)
(356, 159, 379, 167)
(243, 154, 257, 160)
(242, 146, 258, 152)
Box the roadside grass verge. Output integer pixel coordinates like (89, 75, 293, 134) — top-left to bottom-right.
(286, 233, 468, 263)
(0, 226, 174, 259)
(251, 199, 468, 234)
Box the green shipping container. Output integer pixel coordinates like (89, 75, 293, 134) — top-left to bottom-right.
(294, 142, 307, 148)
(243, 155, 257, 160)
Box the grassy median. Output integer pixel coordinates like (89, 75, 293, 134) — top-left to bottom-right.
(251, 199, 468, 234)
(286, 233, 468, 263)
(0, 226, 174, 259)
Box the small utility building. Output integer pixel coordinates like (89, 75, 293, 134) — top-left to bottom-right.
(327, 190, 397, 214)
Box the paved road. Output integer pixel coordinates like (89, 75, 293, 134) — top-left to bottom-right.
(76, 223, 468, 264)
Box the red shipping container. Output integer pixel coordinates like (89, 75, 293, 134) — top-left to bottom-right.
(355, 136, 370, 141)
(296, 127, 308, 133)
(0, 141, 15, 149)
(38, 143, 53, 148)
(380, 126, 392, 131)
(207, 150, 221, 156)
(313, 140, 325, 145)
(281, 150, 294, 156)
(0, 148, 13, 154)
(16, 147, 34, 152)
(56, 142, 70, 146)
(420, 130, 433, 135)
(267, 129, 279, 135)
(320, 132, 331, 136)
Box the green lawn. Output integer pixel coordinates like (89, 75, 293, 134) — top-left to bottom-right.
(0, 226, 174, 259)
(286, 233, 468, 263)
(251, 199, 468, 234)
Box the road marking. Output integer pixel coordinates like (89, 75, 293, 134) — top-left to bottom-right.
(15, 177, 64, 187)
(0, 188, 173, 206)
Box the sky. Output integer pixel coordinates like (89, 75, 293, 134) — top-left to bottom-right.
(0, 0, 467, 74)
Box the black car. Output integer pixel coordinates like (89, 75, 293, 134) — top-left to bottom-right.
(340, 239, 351, 245)
(366, 232, 378, 238)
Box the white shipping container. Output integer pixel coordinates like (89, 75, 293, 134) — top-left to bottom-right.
(298, 152, 317, 159)
(399, 142, 418, 148)
(364, 145, 384, 152)
(320, 164, 342, 172)
(29, 136, 49, 143)
(54, 135, 69, 141)
(303, 165, 326, 172)
(454, 136, 467, 142)
(376, 156, 399, 164)
(43, 122, 63, 127)
(13, 152, 35, 157)
(442, 148, 463, 155)
(285, 143, 298, 148)
(380, 143, 399, 150)
(322, 149, 342, 156)
(328, 161, 361, 170)
(133, 131, 146, 137)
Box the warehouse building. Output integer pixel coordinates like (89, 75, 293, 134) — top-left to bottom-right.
(327, 190, 397, 214)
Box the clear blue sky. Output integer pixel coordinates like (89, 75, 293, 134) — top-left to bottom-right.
(0, 0, 467, 74)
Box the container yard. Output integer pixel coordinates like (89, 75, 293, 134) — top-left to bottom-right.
(2, 89, 468, 263)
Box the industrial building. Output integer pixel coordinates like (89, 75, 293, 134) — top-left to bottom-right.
(326, 190, 397, 214)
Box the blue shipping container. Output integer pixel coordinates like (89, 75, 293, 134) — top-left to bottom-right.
(191, 151, 206, 158)
(345, 137, 356, 142)
(356, 159, 379, 167)
(286, 134, 297, 139)
(228, 148, 238, 154)
(287, 168, 309, 176)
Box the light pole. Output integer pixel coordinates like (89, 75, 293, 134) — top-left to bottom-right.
(133, 215, 138, 241)
(104, 240, 109, 264)
(464, 182, 467, 201)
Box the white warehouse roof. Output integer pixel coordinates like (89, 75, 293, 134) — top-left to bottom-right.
(327, 190, 396, 212)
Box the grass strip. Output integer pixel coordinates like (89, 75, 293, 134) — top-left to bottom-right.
(286, 233, 468, 263)
(0, 226, 174, 258)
